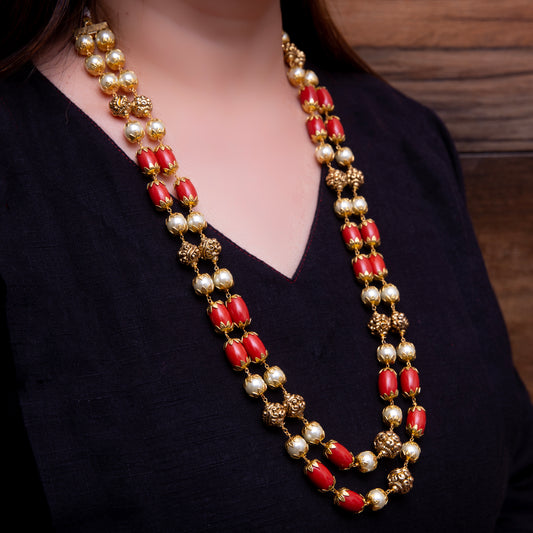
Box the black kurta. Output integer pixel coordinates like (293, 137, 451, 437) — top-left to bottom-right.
(2, 64, 532, 532)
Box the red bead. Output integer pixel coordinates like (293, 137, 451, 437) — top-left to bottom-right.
(223, 338, 250, 370)
(324, 440, 354, 470)
(136, 147, 160, 176)
(154, 145, 178, 174)
(334, 488, 365, 513)
(407, 405, 426, 437)
(241, 331, 268, 363)
(304, 460, 335, 492)
(299, 86, 318, 112)
(360, 219, 381, 245)
(351, 255, 373, 283)
(207, 301, 233, 333)
(175, 177, 198, 207)
(368, 252, 387, 278)
(341, 223, 362, 251)
(147, 179, 173, 211)
(317, 87, 334, 112)
(226, 294, 250, 328)
(306, 115, 327, 143)
(326, 116, 345, 143)
(400, 367, 420, 397)
(378, 368, 398, 400)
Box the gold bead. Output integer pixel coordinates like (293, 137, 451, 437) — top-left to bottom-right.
(75, 34, 95, 56)
(178, 241, 201, 266)
(198, 235, 222, 261)
(118, 70, 138, 93)
(391, 311, 409, 333)
(146, 118, 166, 141)
(367, 312, 391, 336)
(373, 430, 401, 458)
(95, 28, 116, 51)
(387, 467, 414, 494)
(325, 168, 348, 192)
(283, 392, 305, 418)
(123, 120, 145, 143)
(84, 54, 105, 76)
(99, 72, 119, 94)
(130, 95, 153, 118)
(108, 94, 131, 118)
(105, 48, 125, 70)
(262, 402, 287, 427)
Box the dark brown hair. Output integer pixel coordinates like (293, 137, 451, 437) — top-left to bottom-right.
(0, 0, 374, 77)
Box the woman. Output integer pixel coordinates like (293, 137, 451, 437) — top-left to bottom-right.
(2, 0, 532, 531)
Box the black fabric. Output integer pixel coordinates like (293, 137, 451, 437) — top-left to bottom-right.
(1, 66, 532, 532)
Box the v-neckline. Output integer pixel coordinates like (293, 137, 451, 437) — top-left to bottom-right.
(34, 66, 328, 283)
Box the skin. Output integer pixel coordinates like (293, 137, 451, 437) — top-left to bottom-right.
(37, 0, 321, 278)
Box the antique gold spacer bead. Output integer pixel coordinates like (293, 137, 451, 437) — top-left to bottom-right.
(165, 212, 188, 235)
(95, 28, 116, 51)
(243, 374, 267, 397)
(381, 283, 400, 304)
(287, 66, 306, 86)
(105, 48, 126, 70)
(123, 120, 145, 143)
(118, 70, 138, 92)
(75, 34, 95, 56)
(85, 54, 105, 76)
(302, 421, 325, 444)
(187, 211, 207, 233)
(387, 466, 414, 494)
(147, 118, 166, 141)
(376, 343, 397, 365)
(263, 366, 286, 388)
(397, 341, 416, 362)
(382, 404, 403, 428)
(99, 72, 119, 94)
(285, 435, 309, 459)
(355, 451, 378, 473)
(131, 95, 153, 118)
(213, 268, 234, 291)
(361, 286, 380, 306)
(315, 143, 335, 164)
(335, 146, 355, 166)
(192, 273, 214, 295)
(366, 488, 388, 511)
(401, 441, 421, 463)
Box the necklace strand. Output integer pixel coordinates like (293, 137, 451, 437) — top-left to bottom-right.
(74, 17, 426, 514)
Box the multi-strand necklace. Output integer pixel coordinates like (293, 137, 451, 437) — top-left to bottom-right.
(74, 16, 426, 514)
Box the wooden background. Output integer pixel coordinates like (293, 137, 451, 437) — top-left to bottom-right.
(327, 0, 533, 398)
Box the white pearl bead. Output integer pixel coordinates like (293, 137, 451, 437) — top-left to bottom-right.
(85, 54, 105, 76)
(333, 197, 353, 218)
(377, 343, 397, 364)
(302, 421, 325, 444)
(356, 450, 378, 472)
(213, 268, 234, 290)
(397, 341, 416, 362)
(192, 273, 214, 295)
(335, 146, 354, 166)
(187, 212, 207, 233)
(123, 120, 144, 143)
(366, 488, 388, 511)
(315, 143, 335, 164)
(105, 48, 125, 70)
(361, 286, 381, 306)
(401, 441, 421, 463)
(147, 118, 166, 140)
(75, 34, 95, 56)
(304, 69, 319, 86)
(382, 405, 403, 427)
(381, 283, 400, 303)
(263, 366, 286, 388)
(95, 28, 115, 51)
(119, 70, 138, 92)
(287, 66, 305, 86)
(243, 374, 267, 397)
(285, 435, 309, 459)
(165, 213, 188, 235)
(352, 196, 368, 214)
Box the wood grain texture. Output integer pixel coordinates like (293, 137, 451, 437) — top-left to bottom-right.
(327, 0, 533, 153)
(462, 156, 533, 399)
